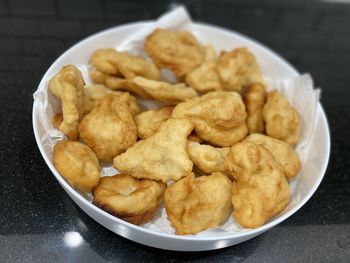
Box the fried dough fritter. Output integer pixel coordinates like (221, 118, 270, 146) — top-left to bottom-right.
(83, 84, 141, 115)
(89, 69, 108, 84)
(225, 142, 290, 228)
(79, 94, 137, 161)
(244, 134, 301, 180)
(113, 118, 194, 183)
(263, 91, 300, 144)
(49, 65, 85, 140)
(53, 140, 100, 192)
(216, 48, 265, 92)
(93, 174, 166, 225)
(185, 61, 223, 93)
(203, 44, 218, 61)
(105, 76, 198, 104)
(91, 48, 160, 80)
(188, 131, 204, 143)
(187, 141, 230, 176)
(172, 91, 248, 146)
(144, 29, 204, 78)
(164, 172, 232, 235)
(243, 83, 266, 134)
(135, 107, 173, 139)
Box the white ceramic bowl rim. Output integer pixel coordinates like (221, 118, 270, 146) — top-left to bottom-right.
(32, 20, 331, 242)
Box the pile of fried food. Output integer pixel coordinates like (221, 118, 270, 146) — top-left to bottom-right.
(50, 28, 301, 235)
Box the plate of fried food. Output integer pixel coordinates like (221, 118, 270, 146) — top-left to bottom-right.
(32, 7, 330, 251)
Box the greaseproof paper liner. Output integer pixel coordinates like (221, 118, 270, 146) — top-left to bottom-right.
(33, 6, 321, 235)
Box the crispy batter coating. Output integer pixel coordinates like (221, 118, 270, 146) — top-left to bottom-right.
(113, 118, 194, 183)
(164, 172, 232, 235)
(49, 65, 85, 140)
(89, 69, 108, 84)
(144, 29, 204, 78)
(187, 141, 230, 176)
(52, 113, 63, 130)
(203, 44, 218, 61)
(244, 134, 301, 180)
(188, 131, 204, 143)
(172, 91, 248, 146)
(91, 48, 120, 75)
(186, 61, 223, 93)
(83, 84, 141, 115)
(53, 140, 100, 192)
(105, 76, 198, 104)
(79, 94, 137, 161)
(225, 142, 290, 228)
(243, 83, 266, 134)
(135, 107, 173, 139)
(216, 48, 265, 92)
(91, 48, 160, 80)
(116, 51, 161, 80)
(92, 174, 166, 225)
(263, 91, 300, 144)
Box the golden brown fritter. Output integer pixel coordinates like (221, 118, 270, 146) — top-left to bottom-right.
(113, 118, 194, 183)
(53, 140, 100, 192)
(91, 48, 160, 80)
(244, 134, 301, 180)
(243, 83, 266, 134)
(144, 29, 204, 78)
(164, 172, 232, 235)
(49, 65, 85, 140)
(216, 48, 265, 92)
(187, 141, 230, 176)
(135, 107, 173, 139)
(79, 94, 137, 161)
(105, 76, 198, 104)
(185, 61, 223, 93)
(83, 84, 141, 115)
(225, 142, 290, 228)
(263, 91, 300, 144)
(203, 44, 218, 61)
(93, 174, 166, 225)
(172, 91, 248, 146)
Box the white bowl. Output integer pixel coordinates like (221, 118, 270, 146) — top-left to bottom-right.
(32, 21, 330, 251)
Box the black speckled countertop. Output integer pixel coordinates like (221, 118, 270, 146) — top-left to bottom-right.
(1, 0, 350, 262)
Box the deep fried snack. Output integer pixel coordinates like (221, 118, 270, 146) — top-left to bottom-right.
(115, 51, 161, 80)
(52, 113, 63, 130)
(79, 94, 137, 161)
(89, 69, 108, 84)
(185, 61, 223, 93)
(216, 48, 265, 92)
(91, 48, 120, 75)
(144, 29, 204, 78)
(187, 141, 230, 176)
(164, 172, 232, 235)
(92, 174, 166, 225)
(263, 91, 300, 144)
(225, 142, 290, 228)
(244, 134, 301, 180)
(53, 140, 100, 192)
(113, 118, 194, 183)
(243, 83, 266, 134)
(91, 48, 160, 80)
(135, 107, 173, 139)
(172, 91, 248, 146)
(105, 76, 198, 104)
(83, 84, 141, 115)
(49, 65, 85, 140)
(203, 44, 218, 61)
(188, 131, 204, 143)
